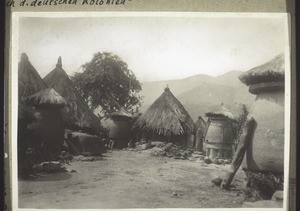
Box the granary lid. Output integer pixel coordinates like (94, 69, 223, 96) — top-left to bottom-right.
(206, 103, 234, 120)
(24, 88, 67, 108)
(239, 54, 285, 94)
(109, 108, 132, 118)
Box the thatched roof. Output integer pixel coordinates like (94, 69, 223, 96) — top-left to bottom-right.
(206, 103, 236, 120)
(134, 87, 195, 136)
(43, 57, 102, 134)
(18, 97, 36, 121)
(195, 116, 207, 131)
(109, 108, 132, 118)
(18, 53, 48, 98)
(206, 103, 243, 120)
(24, 88, 67, 107)
(239, 54, 284, 86)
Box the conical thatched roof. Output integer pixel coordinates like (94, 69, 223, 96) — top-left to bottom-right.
(239, 54, 285, 86)
(43, 57, 102, 134)
(206, 103, 235, 120)
(134, 87, 195, 136)
(18, 53, 48, 98)
(195, 116, 207, 131)
(24, 88, 67, 107)
(206, 103, 244, 121)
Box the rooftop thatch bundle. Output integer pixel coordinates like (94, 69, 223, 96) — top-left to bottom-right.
(134, 87, 195, 136)
(18, 53, 48, 98)
(43, 57, 102, 134)
(24, 88, 67, 107)
(239, 54, 284, 86)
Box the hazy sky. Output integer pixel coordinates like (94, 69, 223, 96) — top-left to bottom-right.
(18, 15, 286, 82)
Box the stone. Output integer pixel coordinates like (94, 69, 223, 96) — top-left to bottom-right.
(218, 159, 225, 165)
(272, 190, 283, 201)
(163, 143, 174, 152)
(214, 159, 221, 165)
(195, 158, 202, 163)
(212, 177, 222, 187)
(193, 151, 203, 155)
(70, 169, 77, 173)
(242, 200, 282, 208)
(204, 156, 211, 164)
(191, 154, 202, 158)
(135, 142, 142, 147)
(172, 191, 178, 196)
(151, 141, 165, 147)
(141, 143, 152, 150)
(224, 159, 230, 164)
(151, 147, 166, 156)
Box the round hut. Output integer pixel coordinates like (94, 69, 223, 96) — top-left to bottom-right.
(239, 53, 285, 174)
(24, 88, 67, 157)
(43, 57, 102, 135)
(18, 97, 36, 169)
(194, 116, 207, 152)
(134, 87, 195, 147)
(107, 109, 132, 148)
(204, 103, 235, 159)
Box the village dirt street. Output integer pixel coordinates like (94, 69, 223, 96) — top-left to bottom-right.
(19, 150, 247, 209)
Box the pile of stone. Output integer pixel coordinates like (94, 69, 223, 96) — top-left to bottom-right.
(73, 155, 103, 162)
(33, 161, 67, 173)
(242, 191, 283, 208)
(203, 156, 231, 165)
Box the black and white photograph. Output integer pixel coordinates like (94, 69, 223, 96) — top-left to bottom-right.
(11, 12, 290, 210)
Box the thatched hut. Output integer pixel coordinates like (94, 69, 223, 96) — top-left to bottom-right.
(204, 103, 236, 159)
(43, 57, 102, 135)
(18, 97, 36, 169)
(194, 116, 207, 152)
(24, 88, 67, 157)
(107, 109, 132, 148)
(134, 87, 195, 147)
(239, 53, 285, 174)
(18, 53, 48, 98)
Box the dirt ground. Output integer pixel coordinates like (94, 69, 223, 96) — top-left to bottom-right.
(19, 150, 248, 209)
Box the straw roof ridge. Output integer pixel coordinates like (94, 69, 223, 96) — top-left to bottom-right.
(43, 57, 102, 133)
(24, 88, 67, 107)
(18, 53, 48, 98)
(134, 87, 195, 136)
(239, 53, 285, 86)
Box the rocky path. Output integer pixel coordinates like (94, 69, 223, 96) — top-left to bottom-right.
(19, 150, 247, 209)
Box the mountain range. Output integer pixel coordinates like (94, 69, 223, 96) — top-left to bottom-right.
(139, 71, 256, 121)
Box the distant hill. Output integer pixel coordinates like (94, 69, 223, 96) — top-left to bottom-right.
(139, 71, 256, 121)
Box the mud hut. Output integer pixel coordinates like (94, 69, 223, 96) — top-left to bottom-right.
(194, 116, 207, 152)
(204, 103, 235, 159)
(18, 53, 48, 98)
(43, 57, 102, 135)
(24, 88, 67, 157)
(107, 109, 132, 148)
(239, 53, 285, 174)
(134, 87, 195, 147)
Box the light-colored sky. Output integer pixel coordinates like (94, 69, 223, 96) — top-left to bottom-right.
(18, 15, 286, 82)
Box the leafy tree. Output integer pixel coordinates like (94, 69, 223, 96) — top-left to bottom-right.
(72, 52, 142, 117)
